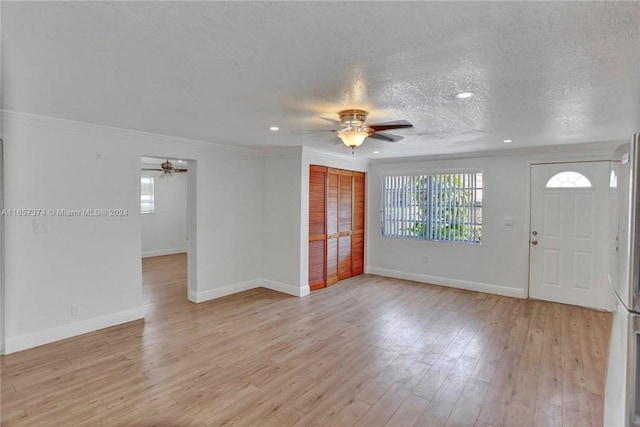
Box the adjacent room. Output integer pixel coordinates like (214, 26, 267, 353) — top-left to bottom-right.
(1, 2, 639, 426)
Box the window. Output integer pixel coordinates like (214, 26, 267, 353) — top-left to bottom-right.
(545, 171, 592, 188)
(141, 176, 155, 214)
(382, 172, 482, 243)
(610, 170, 617, 188)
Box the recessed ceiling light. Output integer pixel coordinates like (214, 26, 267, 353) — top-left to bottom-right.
(177, 160, 184, 163)
(269, 126, 279, 131)
(503, 139, 513, 143)
(455, 92, 474, 99)
(373, 151, 380, 154)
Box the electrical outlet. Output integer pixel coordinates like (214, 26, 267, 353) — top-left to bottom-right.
(71, 304, 80, 316)
(422, 256, 428, 264)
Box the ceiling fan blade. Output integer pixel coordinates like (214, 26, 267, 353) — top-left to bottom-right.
(368, 132, 404, 143)
(319, 117, 341, 126)
(141, 168, 163, 171)
(174, 169, 188, 172)
(368, 120, 413, 132)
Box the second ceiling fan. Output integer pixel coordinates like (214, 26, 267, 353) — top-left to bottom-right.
(141, 160, 187, 180)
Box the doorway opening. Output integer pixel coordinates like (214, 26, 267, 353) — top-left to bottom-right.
(140, 156, 196, 308)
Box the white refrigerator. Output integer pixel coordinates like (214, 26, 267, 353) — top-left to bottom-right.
(604, 133, 640, 426)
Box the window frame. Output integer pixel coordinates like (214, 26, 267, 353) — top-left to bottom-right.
(544, 171, 593, 189)
(380, 169, 483, 245)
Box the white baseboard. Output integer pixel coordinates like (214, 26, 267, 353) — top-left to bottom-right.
(5, 306, 144, 355)
(4, 279, 306, 353)
(262, 279, 310, 297)
(188, 290, 198, 303)
(192, 279, 262, 303)
(365, 266, 526, 299)
(193, 278, 310, 303)
(142, 248, 187, 258)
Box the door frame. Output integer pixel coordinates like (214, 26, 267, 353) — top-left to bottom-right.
(139, 155, 197, 303)
(525, 157, 615, 301)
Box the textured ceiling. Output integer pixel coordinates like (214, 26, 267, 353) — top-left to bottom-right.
(3, 1, 639, 158)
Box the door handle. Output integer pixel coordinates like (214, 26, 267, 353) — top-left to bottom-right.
(531, 240, 538, 245)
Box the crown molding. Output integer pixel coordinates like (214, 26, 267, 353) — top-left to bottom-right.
(301, 145, 369, 167)
(1, 110, 262, 157)
(256, 146, 303, 157)
(369, 140, 622, 165)
(6, 110, 619, 165)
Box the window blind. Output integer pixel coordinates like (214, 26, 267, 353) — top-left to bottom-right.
(382, 172, 482, 243)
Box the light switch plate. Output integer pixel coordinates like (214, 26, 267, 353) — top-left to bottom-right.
(504, 216, 514, 226)
(33, 221, 49, 233)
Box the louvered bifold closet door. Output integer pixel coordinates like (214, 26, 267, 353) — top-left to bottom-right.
(338, 170, 354, 280)
(351, 172, 365, 276)
(308, 165, 366, 291)
(326, 168, 340, 286)
(308, 166, 327, 290)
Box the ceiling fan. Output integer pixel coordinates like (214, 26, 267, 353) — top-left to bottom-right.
(141, 160, 187, 180)
(307, 109, 413, 153)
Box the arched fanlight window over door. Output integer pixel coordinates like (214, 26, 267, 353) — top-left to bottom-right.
(545, 171, 593, 188)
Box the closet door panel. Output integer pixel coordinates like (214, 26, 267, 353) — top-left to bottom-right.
(327, 237, 339, 286)
(326, 169, 340, 285)
(353, 172, 365, 231)
(351, 172, 365, 276)
(309, 239, 326, 290)
(308, 166, 327, 289)
(309, 167, 327, 236)
(327, 170, 339, 234)
(351, 233, 364, 275)
(338, 235, 352, 279)
(338, 172, 353, 233)
(337, 171, 353, 280)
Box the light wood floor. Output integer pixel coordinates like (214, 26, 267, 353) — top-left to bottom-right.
(1, 253, 612, 426)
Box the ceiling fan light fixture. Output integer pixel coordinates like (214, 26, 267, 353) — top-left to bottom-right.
(338, 128, 369, 149)
(159, 170, 177, 181)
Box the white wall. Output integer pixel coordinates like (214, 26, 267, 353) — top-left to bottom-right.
(261, 151, 303, 295)
(3, 112, 263, 353)
(0, 4, 4, 354)
(366, 144, 618, 298)
(0, 139, 5, 355)
(140, 166, 188, 258)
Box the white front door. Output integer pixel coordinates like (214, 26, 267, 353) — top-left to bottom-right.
(529, 162, 612, 310)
